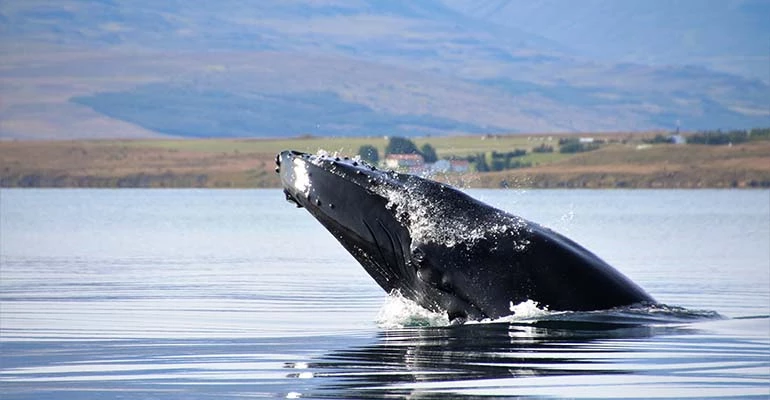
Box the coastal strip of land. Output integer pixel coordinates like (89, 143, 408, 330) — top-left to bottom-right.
(1, 132, 769, 189)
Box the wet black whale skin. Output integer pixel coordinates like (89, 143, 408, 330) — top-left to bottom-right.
(277, 150, 655, 321)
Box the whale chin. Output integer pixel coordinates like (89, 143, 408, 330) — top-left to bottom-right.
(276, 150, 655, 322)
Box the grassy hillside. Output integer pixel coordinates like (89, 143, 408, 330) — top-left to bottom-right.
(2, 133, 769, 189)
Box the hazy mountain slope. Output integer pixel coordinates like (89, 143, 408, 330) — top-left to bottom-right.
(0, 0, 767, 139)
(442, 0, 770, 82)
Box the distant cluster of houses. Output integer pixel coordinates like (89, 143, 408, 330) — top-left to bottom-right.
(383, 154, 470, 175)
(379, 130, 688, 175)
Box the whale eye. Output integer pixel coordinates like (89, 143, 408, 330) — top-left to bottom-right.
(416, 267, 433, 283)
(416, 264, 452, 293)
(441, 274, 453, 291)
(411, 247, 446, 288)
(412, 247, 425, 264)
(411, 244, 455, 291)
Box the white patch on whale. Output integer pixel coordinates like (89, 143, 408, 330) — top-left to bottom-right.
(292, 158, 311, 196)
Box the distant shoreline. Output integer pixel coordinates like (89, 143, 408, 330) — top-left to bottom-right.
(2, 133, 769, 189)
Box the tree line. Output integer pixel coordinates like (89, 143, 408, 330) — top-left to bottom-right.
(687, 127, 770, 145)
(469, 150, 531, 172)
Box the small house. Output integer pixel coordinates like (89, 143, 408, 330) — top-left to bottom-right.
(384, 154, 425, 172)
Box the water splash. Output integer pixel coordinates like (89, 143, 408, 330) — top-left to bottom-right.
(376, 291, 449, 328)
(376, 290, 722, 329)
(381, 184, 530, 249)
(510, 299, 551, 319)
(376, 292, 558, 328)
(464, 300, 556, 325)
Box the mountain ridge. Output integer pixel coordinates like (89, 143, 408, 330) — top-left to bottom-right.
(0, 0, 767, 139)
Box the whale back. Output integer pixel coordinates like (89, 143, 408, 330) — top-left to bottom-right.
(393, 175, 654, 318)
(410, 219, 654, 319)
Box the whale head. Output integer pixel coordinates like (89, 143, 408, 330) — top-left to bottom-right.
(276, 150, 498, 321)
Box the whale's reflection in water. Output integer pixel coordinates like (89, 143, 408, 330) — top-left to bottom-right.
(288, 316, 768, 399)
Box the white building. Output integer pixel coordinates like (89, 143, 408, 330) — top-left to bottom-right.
(384, 154, 425, 173)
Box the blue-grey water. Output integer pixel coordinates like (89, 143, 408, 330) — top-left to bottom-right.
(1, 189, 768, 399)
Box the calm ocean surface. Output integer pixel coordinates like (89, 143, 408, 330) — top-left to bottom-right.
(1, 189, 768, 399)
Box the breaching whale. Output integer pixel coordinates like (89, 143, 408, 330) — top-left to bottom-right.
(276, 150, 655, 322)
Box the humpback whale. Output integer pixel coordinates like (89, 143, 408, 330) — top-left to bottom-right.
(276, 150, 654, 322)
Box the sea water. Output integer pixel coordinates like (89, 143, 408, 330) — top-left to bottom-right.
(1, 189, 768, 399)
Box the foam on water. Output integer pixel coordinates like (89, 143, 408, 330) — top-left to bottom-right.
(464, 300, 560, 326)
(376, 291, 450, 328)
(376, 290, 723, 329)
(376, 291, 559, 328)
